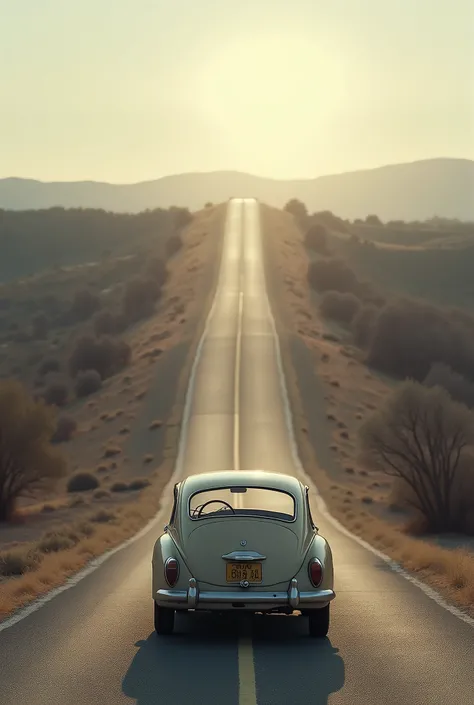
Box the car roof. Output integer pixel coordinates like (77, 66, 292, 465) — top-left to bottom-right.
(180, 470, 304, 497)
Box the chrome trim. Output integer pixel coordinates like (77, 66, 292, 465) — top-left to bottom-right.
(308, 557, 323, 588)
(188, 577, 198, 608)
(288, 578, 299, 609)
(156, 577, 335, 609)
(221, 550, 267, 561)
(164, 556, 180, 587)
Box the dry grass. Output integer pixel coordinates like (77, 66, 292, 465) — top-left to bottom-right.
(262, 203, 474, 617)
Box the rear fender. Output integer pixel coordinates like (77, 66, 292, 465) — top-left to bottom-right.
(152, 533, 192, 598)
(294, 534, 334, 591)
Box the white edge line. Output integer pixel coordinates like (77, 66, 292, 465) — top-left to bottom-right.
(0, 203, 236, 634)
(254, 201, 474, 630)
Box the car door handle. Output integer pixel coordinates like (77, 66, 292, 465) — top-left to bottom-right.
(221, 551, 267, 561)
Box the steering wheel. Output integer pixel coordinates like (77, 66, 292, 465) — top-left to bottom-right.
(197, 499, 235, 517)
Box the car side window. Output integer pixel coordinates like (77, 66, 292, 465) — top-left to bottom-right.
(305, 486, 317, 530)
(169, 483, 179, 524)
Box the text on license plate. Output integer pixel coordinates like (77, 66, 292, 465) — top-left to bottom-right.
(226, 562, 262, 583)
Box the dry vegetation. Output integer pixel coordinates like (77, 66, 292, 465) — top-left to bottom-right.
(0, 203, 226, 619)
(262, 201, 474, 616)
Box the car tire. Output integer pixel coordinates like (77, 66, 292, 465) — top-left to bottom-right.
(308, 605, 330, 638)
(154, 602, 175, 635)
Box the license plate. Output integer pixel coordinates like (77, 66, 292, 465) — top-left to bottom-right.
(226, 562, 262, 583)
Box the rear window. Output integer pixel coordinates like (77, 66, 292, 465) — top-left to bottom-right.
(189, 486, 296, 522)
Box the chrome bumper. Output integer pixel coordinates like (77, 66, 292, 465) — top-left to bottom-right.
(155, 577, 335, 610)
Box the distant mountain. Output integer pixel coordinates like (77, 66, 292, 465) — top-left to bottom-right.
(1, 158, 473, 221)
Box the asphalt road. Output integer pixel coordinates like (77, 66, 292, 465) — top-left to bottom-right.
(0, 198, 473, 705)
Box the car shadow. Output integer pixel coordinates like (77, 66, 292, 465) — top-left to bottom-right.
(251, 613, 345, 704)
(122, 612, 344, 705)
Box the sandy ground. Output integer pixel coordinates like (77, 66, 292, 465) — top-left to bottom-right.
(0, 204, 225, 616)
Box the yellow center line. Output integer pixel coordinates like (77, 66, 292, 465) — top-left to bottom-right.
(238, 621, 258, 705)
(235, 200, 257, 705)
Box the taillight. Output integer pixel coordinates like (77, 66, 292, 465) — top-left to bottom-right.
(308, 558, 323, 587)
(164, 557, 179, 587)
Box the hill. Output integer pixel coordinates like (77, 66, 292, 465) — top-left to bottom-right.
(1, 158, 473, 221)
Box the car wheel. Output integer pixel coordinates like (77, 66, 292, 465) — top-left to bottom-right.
(154, 602, 175, 635)
(308, 605, 330, 638)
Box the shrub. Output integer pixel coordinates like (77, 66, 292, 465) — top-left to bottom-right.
(110, 481, 129, 492)
(43, 381, 69, 407)
(366, 298, 474, 381)
(38, 532, 76, 553)
(103, 446, 121, 458)
(51, 415, 77, 443)
(69, 335, 131, 379)
(93, 310, 117, 336)
(319, 291, 361, 325)
(283, 199, 308, 223)
(423, 363, 474, 409)
(0, 548, 39, 576)
(0, 380, 66, 520)
(75, 369, 102, 398)
(122, 278, 160, 322)
(304, 224, 329, 254)
(359, 381, 474, 533)
(145, 257, 168, 285)
(165, 234, 183, 258)
(38, 358, 61, 376)
(32, 313, 49, 339)
(307, 257, 360, 294)
(129, 477, 151, 491)
(90, 509, 115, 523)
(70, 289, 101, 322)
(67, 472, 99, 493)
(93, 489, 111, 499)
(351, 304, 380, 348)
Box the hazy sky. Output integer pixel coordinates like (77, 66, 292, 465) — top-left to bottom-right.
(1, 0, 473, 182)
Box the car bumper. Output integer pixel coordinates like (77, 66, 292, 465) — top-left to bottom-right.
(155, 578, 335, 611)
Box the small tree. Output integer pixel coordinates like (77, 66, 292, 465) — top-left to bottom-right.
(0, 380, 66, 521)
(283, 199, 308, 223)
(365, 214, 382, 226)
(305, 224, 328, 254)
(70, 289, 101, 322)
(359, 381, 474, 532)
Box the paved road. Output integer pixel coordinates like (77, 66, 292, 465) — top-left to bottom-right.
(0, 199, 472, 705)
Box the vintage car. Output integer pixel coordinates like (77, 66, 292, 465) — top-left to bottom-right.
(152, 470, 335, 636)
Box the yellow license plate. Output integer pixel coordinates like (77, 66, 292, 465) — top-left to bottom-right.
(226, 562, 262, 583)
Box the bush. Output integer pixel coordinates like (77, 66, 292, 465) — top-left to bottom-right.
(319, 291, 361, 325)
(38, 358, 61, 377)
(70, 289, 101, 322)
(0, 380, 66, 521)
(366, 298, 474, 381)
(305, 224, 329, 254)
(283, 199, 308, 223)
(43, 381, 69, 407)
(110, 481, 129, 493)
(0, 548, 39, 576)
(67, 472, 99, 493)
(122, 278, 161, 322)
(423, 363, 474, 408)
(75, 369, 102, 398)
(51, 415, 77, 443)
(359, 381, 474, 533)
(90, 509, 115, 523)
(351, 304, 380, 348)
(93, 310, 117, 336)
(69, 335, 131, 379)
(38, 532, 76, 553)
(165, 234, 183, 258)
(129, 477, 151, 491)
(145, 257, 168, 285)
(307, 257, 360, 294)
(32, 313, 49, 339)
